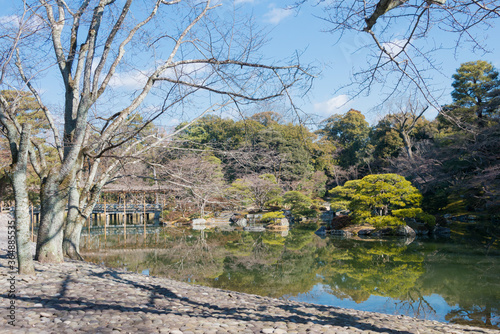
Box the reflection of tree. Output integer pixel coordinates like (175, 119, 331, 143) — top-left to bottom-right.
(317, 239, 425, 304)
(225, 232, 282, 263)
(419, 244, 500, 329)
(445, 303, 497, 329)
(209, 246, 319, 298)
(394, 288, 437, 319)
(85, 230, 228, 281)
(82, 228, 500, 330)
(85, 228, 321, 297)
(262, 232, 286, 247)
(285, 229, 316, 251)
(225, 233, 255, 257)
(213, 228, 321, 297)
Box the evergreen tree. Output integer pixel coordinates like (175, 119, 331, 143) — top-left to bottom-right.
(443, 60, 500, 127)
(330, 174, 432, 228)
(319, 109, 372, 171)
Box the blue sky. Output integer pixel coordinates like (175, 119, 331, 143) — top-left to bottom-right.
(232, 1, 500, 125)
(1, 0, 499, 128)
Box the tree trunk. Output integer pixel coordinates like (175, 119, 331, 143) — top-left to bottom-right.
(64, 168, 108, 260)
(63, 215, 85, 260)
(401, 132, 413, 161)
(200, 200, 206, 217)
(12, 124, 35, 275)
(63, 183, 84, 260)
(63, 192, 103, 260)
(35, 173, 68, 263)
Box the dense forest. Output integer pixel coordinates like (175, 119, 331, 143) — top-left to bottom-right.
(136, 60, 500, 225)
(1, 60, 500, 230)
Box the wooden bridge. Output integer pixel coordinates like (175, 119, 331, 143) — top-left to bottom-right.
(5, 203, 164, 243)
(11, 203, 162, 215)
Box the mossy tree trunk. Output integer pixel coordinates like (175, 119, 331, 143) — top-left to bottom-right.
(62, 177, 84, 260)
(0, 108, 36, 275)
(35, 172, 69, 263)
(12, 124, 35, 275)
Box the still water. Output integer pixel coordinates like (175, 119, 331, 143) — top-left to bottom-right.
(80, 224, 500, 329)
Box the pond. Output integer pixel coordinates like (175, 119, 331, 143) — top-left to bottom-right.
(80, 224, 500, 330)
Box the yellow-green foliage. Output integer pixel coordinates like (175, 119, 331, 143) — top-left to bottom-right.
(262, 232, 286, 246)
(283, 191, 315, 217)
(261, 211, 285, 222)
(392, 208, 423, 218)
(329, 200, 350, 212)
(265, 195, 283, 208)
(393, 208, 436, 227)
(366, 216, 404, 228)
(330, 174, 431, 228)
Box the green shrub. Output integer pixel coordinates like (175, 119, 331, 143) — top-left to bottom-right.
(283, 191, 315, 217)
(295, 208, 319, 218)
(265, 195, 283, 209)
(366, 216, 405, 229)
(417, 212, 436, 227)
(330, 200, 350, 212)
(261, 211, 285, 222)
(329, 173, 431, 229)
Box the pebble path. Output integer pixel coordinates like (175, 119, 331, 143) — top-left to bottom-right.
(1, 214, 499, 334)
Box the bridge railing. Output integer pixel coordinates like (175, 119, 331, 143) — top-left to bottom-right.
(93, 204, 162, 212)
(7, 203, 163, 214)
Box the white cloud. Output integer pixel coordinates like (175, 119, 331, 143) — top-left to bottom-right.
(165, 62, 209, 78)
(0, 14, 45, 33)
(264, 5, 292, 24)
(165, 118, 180, 126)
(313, 95, 351, 116)
(109, 70, 149, 89)
(0, 15, 18, 26)
(107, 61, 211, 90)
(382, 39, 408, 58)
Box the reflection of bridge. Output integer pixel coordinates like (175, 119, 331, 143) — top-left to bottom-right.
(31, 224, 162, 236)
(81, 225, 162, 236)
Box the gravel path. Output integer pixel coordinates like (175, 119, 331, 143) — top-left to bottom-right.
(1, 213, 498, 334)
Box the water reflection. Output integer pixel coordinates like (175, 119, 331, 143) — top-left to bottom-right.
(80, 225, 500, 329)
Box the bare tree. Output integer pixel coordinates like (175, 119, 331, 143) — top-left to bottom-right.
(292, 0, 500, 129)
(1, 0, 312, 263)
(389, 98, 429, 161)
(154, 154, 227, 217)
(227, 174, 282, 211)
(223, 144, 289, 181)
(0, 112, 35, 274)
(0, 3, 45, 273)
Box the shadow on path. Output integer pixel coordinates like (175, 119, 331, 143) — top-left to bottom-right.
(0, 263, 492, 333)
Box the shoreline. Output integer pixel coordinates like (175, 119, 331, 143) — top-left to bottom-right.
(1, 213, 499, 333)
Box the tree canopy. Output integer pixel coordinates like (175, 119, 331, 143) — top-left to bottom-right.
(447, 60, 500, 125)
(330, 174, 431, 228)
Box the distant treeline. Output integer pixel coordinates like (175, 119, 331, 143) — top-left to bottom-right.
(156, 61, 499, 218)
